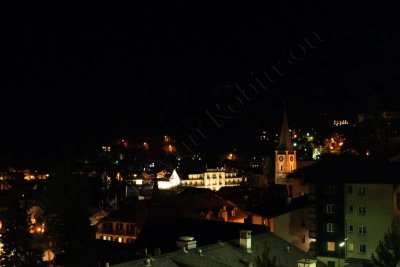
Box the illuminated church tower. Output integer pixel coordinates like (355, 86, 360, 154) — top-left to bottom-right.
(275, 106, 297, 185)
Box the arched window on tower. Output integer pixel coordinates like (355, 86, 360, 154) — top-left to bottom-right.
(280, 165, 283, 171)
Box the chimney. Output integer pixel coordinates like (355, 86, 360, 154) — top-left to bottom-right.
(144, 258, 152, 267)
(153, 247, 161, 257)
(220, 206, 228, 221)
(239, 230, 252, 253)
(177, 236, 197, 250)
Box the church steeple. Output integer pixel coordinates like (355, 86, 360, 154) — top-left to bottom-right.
(275, 104, 297, 185)
(277, 106, 293, 151)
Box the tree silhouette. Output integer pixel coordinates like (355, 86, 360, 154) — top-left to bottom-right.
(0, 197, 42, 266)
(371, 227, 400, 267)
(41, 163, 95, 266)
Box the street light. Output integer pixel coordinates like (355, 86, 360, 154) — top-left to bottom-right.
(338, 238, 347, 267)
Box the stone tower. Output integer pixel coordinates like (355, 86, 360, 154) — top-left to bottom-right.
(275, 106, 297, 184)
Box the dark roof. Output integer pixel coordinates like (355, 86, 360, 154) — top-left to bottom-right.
(134, 216, 267, 254)
(250, 195, 312, 218)
(177, 187, 212, 196)
(290, 156, 400, 183)
(92, 240, 142, 265)
(217, 186, 289, 215)
(99, 205, 143, 224)
(114, 229, 327, 267)
(277, 106, 293, 151)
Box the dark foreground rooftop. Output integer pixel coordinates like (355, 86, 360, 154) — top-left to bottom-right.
(112, 231, 326, 267)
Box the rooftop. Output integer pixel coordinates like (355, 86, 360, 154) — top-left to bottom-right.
(113, 230, 326, 267)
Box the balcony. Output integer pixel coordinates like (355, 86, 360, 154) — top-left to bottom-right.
(98, 229, 136, 236)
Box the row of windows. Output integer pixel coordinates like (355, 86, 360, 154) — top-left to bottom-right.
(189, 173, 238, 179)
(326, 242, 366, 253)
(348, 205, 366, 215)
(326, 204, 366, 215)
(323, 185, 367, 196)
(347, 185, 366, 195)
(101, 235, 134, 244)
(326, 223, 366, 235)
(183, 180, 241, 186)
(102, 222, 136, 233)
(349, 225, 366, 235)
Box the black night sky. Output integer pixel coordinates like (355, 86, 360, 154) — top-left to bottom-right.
(2, 2, 400, 167)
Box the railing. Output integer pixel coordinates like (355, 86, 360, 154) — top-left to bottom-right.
(98, 229, 136, 236)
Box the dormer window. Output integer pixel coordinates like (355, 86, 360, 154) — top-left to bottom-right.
(231, 207, 237, 217)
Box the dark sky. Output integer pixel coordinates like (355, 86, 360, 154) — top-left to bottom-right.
(2, 2, 400, 167)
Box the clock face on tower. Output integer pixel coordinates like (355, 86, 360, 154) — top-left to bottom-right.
(278, 156, 284, 162)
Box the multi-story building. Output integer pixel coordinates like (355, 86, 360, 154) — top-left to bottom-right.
(180, 167, 244, 191)
(344, 183, 400, 265)
(307, 179, 345, 266)
(95, 209, 139, 244)
(294, 157, 400, 267)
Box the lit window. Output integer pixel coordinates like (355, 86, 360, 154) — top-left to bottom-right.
(107, 236, 111, 241)
(118, 237, 123, 243)
(326, 223, 335, 233)
(358, 225, 366, 235)
(348, 243, 354, 252)
(102, 235, 107, 241)
(327, 242, 336, 251)
(359, 244, 366, 254)
(358, 206, 366, 215)
(231, 208, 236, 217)
(326, 204, 335, 214)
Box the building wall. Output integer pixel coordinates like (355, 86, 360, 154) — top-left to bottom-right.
(311, 182, 345, 264)
(288, 178, 309, 198)
(345, 184, 395, 261)
(316, 256, 345, 267)
(272, 206, 310, 253)
(393, 185, 400, 226)
(182, 169, 243, 191)
(96, 221, 137, 244)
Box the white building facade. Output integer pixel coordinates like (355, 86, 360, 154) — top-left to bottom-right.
(180, 167, 244, 191)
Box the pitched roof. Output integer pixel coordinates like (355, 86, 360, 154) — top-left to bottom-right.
(277, 106, 294, 151)
(134, 216, 266, 255)
(290, 155, 400, 183)
(170, 169, 180, 180)
(112, 230, 327, 267)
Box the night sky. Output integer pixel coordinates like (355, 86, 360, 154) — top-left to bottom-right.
(2, 2, 400, 167)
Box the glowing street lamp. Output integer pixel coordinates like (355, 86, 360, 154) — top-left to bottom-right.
(338, 238, 347, 267)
